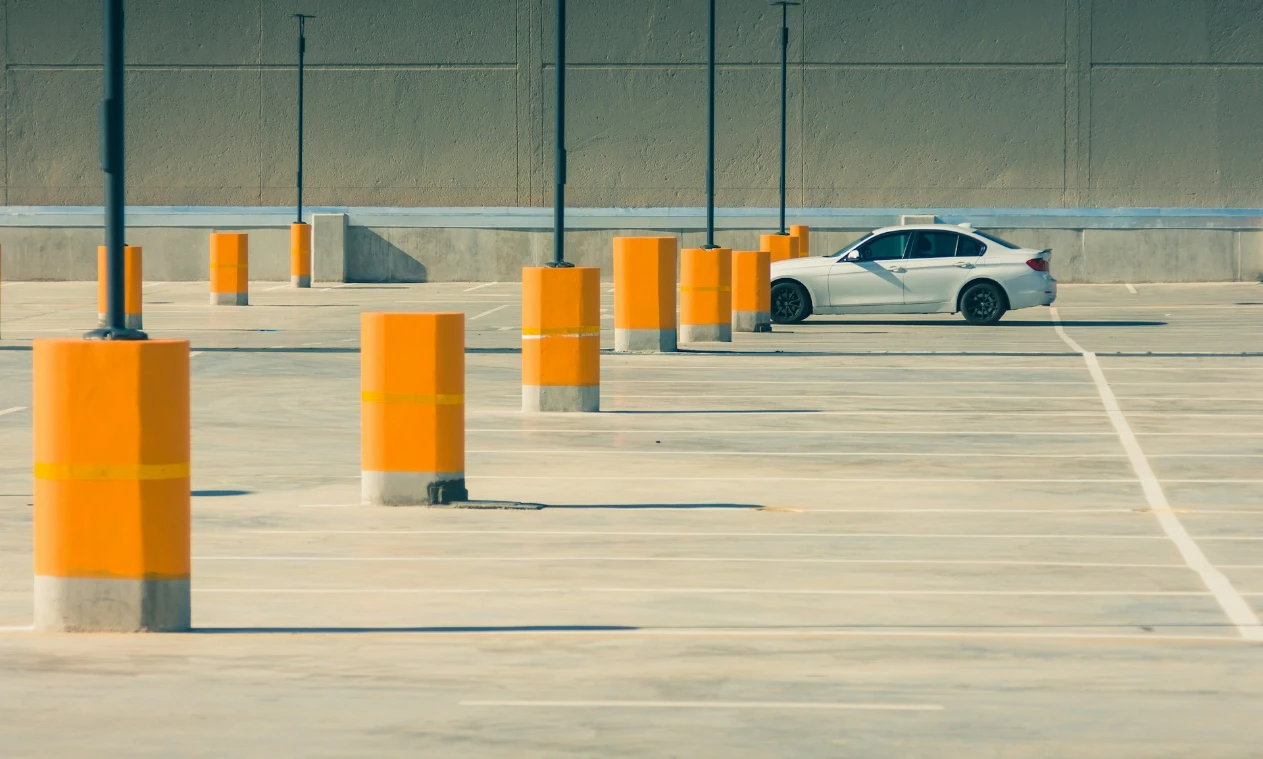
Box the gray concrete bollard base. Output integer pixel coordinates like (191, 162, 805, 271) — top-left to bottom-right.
(523, 385, 599, 412)
(211, 292, 248, 306)
(291, 275, 311, 288)
(732, 310, 771, 333)
(614, 328, 677, 353)
(680, 324, 732, 343)
(34, 576, 191, 632)
(362, 471, 468, 506)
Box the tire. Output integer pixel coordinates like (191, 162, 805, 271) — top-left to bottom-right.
(959, 281, 1008, 326)
(771, 280, 811, 324)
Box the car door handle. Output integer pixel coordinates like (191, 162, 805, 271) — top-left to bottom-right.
(954, 262, 975, 269)
(891, 266, 907, 273)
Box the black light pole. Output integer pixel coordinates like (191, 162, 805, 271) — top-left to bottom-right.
(550, 0, 571, 267)
(704, 0, 716, 248)
(87, 0, 143, 340)
(294, 14, 314, 224)
(771, 1, 799, 236)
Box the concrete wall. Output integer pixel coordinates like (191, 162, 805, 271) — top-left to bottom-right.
(4, 1, 1263, 208)
(5, 211, 1263, 284)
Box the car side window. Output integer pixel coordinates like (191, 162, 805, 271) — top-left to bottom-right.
(909, 232, 960, 259)
(957, 236, 985, 257)
(860, 232, 911, 261)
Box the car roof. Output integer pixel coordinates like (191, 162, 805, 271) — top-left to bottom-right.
(869, 223, 981, 236)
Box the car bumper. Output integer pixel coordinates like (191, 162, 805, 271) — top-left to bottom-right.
(1007, 274, 1057, 310)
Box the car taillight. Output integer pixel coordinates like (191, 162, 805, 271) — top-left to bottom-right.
(1026, 258, 1049, 272)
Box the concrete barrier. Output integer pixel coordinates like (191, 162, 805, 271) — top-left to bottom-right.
(732, 250, 771, 333)
(789, 224, 810, 257)
(522, 266, 600, 412)
(680, 247, 732, 343)
(613, 236, 677, 353)
(96, 245, 143, 330)
(209, 233, 248, 306)
(761, 233, 798, 263)
(290, 223, 312, 288)
(6, 207, 1263, 285)
(33, 339, 191, 632)
(361, 312, 467, 506)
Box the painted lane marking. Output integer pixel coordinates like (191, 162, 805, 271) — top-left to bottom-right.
(142, 281, 166, 289)
(0, 406, 27, 417)
(1051, 306, 1263, 642)
(1125, 283, 1138, 294)
(189, 351, 204, 358)
(464, 282, 499, 292)
(460, 700, 944, 712)
(244, 529, 1174, 539)
(463, 449, 1132, 459)
(464, 428, 1263, 437)
(193, 556, 1187, 569)
(263, 283, 291, 292)
(466, 474, 1228, 483)
(470, 304, 511, 321)
(194, 588, 1212, 597)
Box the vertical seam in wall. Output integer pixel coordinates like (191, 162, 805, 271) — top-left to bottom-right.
(256, 0, 263, 206)
(515, 0, 521, 205)
(798, 3, 805, 209)
(1081, 0, 1092, 203)
(3, 0, 9, 206)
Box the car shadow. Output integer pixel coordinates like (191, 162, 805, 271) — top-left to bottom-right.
(804, 319, 1167, 327)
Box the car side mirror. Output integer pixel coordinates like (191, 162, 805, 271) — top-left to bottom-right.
(852, 248, 871, 262)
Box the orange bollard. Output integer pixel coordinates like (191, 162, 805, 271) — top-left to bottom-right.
(361, 312, 467, 505)
(97, 245, 143, 330)
(613, 236, 677, 353)
(209, 232, 248, 306)
(291, 222, 311, 288)
(732, 250, 772, 333)
(680, 247, 732, 343)
(522, 266, 600, 412)
(761, 233, 798, 263)
(789, 224, 810, 257)
(33, 339, 191, 632)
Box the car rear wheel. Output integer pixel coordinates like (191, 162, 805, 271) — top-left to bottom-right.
(771, 280, 811, 324)
(960, 281, 1007, 326)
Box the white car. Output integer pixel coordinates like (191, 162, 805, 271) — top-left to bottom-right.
(770, 223, 1057, 325)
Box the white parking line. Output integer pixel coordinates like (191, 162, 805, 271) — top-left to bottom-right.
(245, 529, 1171, 539)
(189, 352, 204, 358)
(263, 283, 291, 292)
(0, 406, 27, 417)
(1125, 283, 1138, 294)
(1051, 306, 1263, 642)
(460, 700, 943, 712)
(470, 304, 510, 321)
(142, 281, 165, 289)
(193, 556, 1185, 569)
(464, 282, 499, 292)
(465, 449, 1129, 459)
(194, 588, 1209, 596)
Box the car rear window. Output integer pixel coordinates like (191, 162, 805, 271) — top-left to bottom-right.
(973, 231, 1020, 250)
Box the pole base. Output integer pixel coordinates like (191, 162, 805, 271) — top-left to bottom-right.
(83, 326, 148, 341)
(362, 471, 468, 506)
(546, 261, 576, 268)
(35, 576, 190, 632)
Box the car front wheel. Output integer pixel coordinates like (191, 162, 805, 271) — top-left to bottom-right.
(960, 281, 1007, 326)
(771, 280, 811, 324)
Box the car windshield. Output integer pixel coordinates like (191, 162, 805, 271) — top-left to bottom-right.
(973, 230, 1020, 250)
(833, 232, 872, 256)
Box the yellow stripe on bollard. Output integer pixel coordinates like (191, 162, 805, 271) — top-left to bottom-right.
(361, 392, 464, 406)
(35, 462, 190, 481)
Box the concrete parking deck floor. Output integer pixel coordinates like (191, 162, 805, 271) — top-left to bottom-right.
(0, 279, 1261, 757)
